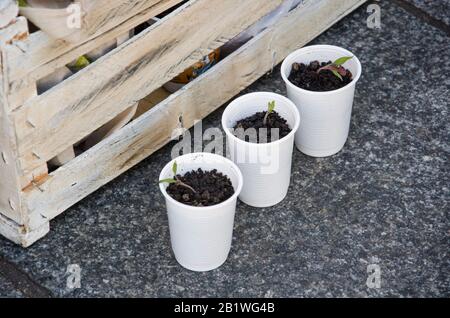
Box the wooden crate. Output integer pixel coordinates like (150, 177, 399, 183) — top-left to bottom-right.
(0, 0, 365, 247)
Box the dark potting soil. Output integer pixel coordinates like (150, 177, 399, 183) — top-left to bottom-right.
(233, 111, 292, 144)
(288, 61, 353, 92)
(166, 169, 235, 207)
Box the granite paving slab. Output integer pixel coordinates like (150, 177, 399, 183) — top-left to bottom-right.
(0, 1, 449, 297)
(403, 0, 450, 26)
(0, 275, 23, 298)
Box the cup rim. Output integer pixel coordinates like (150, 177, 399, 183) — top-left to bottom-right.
(281, 44, 362, 96)
(221, 92, 301, 147)
(159, 153, 244, 211)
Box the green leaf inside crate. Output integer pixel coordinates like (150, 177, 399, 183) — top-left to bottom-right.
(73, 56, 90, 71)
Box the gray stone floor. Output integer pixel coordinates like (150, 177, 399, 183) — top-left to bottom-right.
(404, 0, 450, 26)
(0, 275, 23, 298)
(1, 1, 449, 297)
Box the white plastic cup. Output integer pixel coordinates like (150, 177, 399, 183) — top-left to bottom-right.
(281, 45, 362, 157)
(222, 92, 300, 207)
(159, 153, 243, 272)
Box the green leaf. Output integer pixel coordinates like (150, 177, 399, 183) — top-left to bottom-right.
(159, 178, 176, 184)
(172, 161, 177, 175)
(74, 56, 90, 70)
(332, 70, 343, 81)
(333, 56, 353, 66)
(268, 101, 275, 114)
(18, 0, 28, 7)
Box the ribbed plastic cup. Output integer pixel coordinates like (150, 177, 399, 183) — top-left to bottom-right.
(159, 153, 243, 272)
(281, 45, 362, 157)
(222, 92, 300, 207)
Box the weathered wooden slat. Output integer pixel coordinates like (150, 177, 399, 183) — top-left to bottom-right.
(0, 56, 24, 225)
(23, 0, 366, 229)
(12, 0, 283, 175)
(1, 17, 49, 192)
(1, 17, 34, 110)
(0, 19, 28, 225)
(0, 212, 49, 247)
(81, 0, 162, 38)
(0, 13, 48, 245)
(7, 0, 183, 91)
(0, 15, 25, 46)
(0, 0, 18, 29)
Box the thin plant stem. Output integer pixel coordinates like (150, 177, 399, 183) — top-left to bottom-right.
(263, 112, 270, 126)
(175, 176, 197, 193)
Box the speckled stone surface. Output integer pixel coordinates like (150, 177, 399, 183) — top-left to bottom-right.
(0, 1, 449, 297)
(405, 0, 450, 25)
(0, 276, 23, 298)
